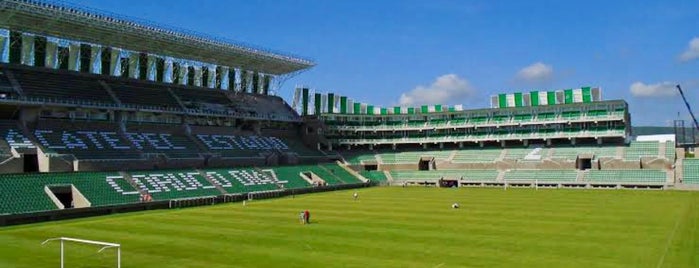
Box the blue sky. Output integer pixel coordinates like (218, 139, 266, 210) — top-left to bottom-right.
(73, 0, 699, 126)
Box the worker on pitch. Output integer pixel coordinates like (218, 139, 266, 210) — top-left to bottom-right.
(299, 210, 311, 224)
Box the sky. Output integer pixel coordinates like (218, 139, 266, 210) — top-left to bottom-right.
(70, 0, 699, 126)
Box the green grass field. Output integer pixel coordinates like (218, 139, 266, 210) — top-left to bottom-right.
(0, 187, 697, 268)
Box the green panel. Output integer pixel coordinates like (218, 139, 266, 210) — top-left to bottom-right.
(421, 105, 428, 113)
(327, 93, 334, 113)
(302, 88, 309, 115)
(435, 104, 442, 112)
(498, 94, 507, 108)
(314, 93, 321, 114)
(394, 107, 401, 114)
(582, 87, 592, 103)
(514, 92, 523, 107)
(367, 105, 374, 115)
(380, 108, 387, 115)
(353, 103, 361, 114)
(340, 96, 347, 114)
(564, 89, 573, 104)
(408, 107, 415, 114)
(530, 91, 539, 106)
(547, 91, 556, 105)
(448, 107, 455, 112)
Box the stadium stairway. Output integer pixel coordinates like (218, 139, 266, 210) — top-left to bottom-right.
(197, 169, 228, 194)
(98, 80, 123, 106)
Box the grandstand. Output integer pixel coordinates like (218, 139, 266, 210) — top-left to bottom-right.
(0, 0, 694, 230)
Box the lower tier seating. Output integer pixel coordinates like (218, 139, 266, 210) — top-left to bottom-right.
(503, 170, 577, 182)
(683, 159, 699, 184)
(390, 170, 498, 181)
(360, 170, 388, 182)
(0, 163, 363, 215)
(585, 170, 666, 184)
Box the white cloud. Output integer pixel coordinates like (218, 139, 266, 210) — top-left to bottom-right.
(629, 81, 677, 97)
(679, 37, 699, 62)
(516, 62, 553, 82)
(398, 74, 475, 106)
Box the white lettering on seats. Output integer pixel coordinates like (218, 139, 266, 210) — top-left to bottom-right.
(5, 129, 35, 149)
(61, 131, 87, 149)
(105, 175, 139, 195)
(100, 132, 131, 149)
(125, 133, 146, 149)
(76, 131, 104, 149)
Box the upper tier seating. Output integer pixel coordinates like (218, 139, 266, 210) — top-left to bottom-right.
(585, 170, 666, 183)
(623, 141, 659, 160)
(107, 81, 182, 111)
(125, 124, 201, 159)
(0, 70, 14, 93)
(33, 120, 142, 160)
(11, 68, 115, 104)
(683, 159, 699, 184)
(0, 120, 33, 156)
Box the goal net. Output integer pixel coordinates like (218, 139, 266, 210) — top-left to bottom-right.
(41, 237, 121, 268)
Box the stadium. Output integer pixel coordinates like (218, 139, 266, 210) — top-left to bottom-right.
(0, 0, 697, 267)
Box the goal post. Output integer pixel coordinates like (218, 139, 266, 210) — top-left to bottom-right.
(41, 237, 121, 268)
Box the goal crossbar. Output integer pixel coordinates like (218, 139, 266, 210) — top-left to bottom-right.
(41, 237, 121, 268)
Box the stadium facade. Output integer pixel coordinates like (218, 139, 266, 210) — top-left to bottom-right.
(0, 0, 696, 226)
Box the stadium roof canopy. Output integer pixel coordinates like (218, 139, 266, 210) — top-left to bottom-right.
(0, 0, 315, 75)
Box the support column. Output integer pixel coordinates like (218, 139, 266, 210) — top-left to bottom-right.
(163, 58, 173, 83)
(479, 141, 484, 147)
(571, 138, 576, 145)
(234, 68, 242, 92)
(458, 142, 463, 148)
(68, 42, 81, 71)
(501, 140, 506, 147)
(0, 29, 8, 63)
(193, 66, 203, 87)
(422, 144, 427, 149)
(245, 70, 254, 93)
(89, 44, 101, 74)
(45, 39, 58, 69)
(128, 53, 139, 79)
(109, 48, 121, 76)
(207, 65, 216, 89)
(439, 143, 444, 149)
(257, 73, 265, 94)
(178, 63, 189, 85)
(146, 54, 156, 81)
(220, 66, 230, 90)
(20, 34, 35, 66)
(523, 140, 529, 146)
(546, 139, 551, 146)
(597, 138, 602, 145)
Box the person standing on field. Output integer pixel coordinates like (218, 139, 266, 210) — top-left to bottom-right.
(304, 210, 310, 224)
(353, 192, 358, 201)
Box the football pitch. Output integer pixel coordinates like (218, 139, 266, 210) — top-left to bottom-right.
(0, 187, 697, 268)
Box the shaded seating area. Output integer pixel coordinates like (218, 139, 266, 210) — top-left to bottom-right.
(10, 68, 115, 105)
(107, 81, 182, 111)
